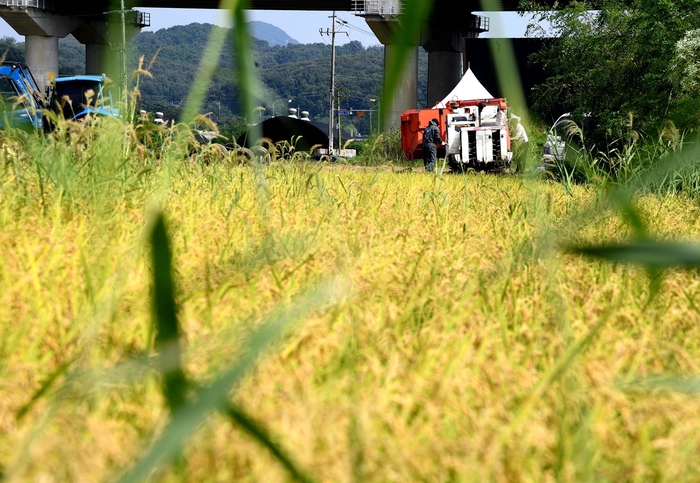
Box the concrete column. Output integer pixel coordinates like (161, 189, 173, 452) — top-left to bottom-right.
(73, 16, 143, 82)
(384, 44, 418, 130)
(25, 36, 59, 93)
(427, 51, 462, 108)
(85, 44, 114, 76)
(0, 9, 78, 92)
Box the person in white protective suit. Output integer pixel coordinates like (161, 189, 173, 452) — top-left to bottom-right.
(510, 115, 529, 172)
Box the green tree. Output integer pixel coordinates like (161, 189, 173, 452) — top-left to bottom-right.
(525, 0, 700, 149)
(0, 37, 23, 63)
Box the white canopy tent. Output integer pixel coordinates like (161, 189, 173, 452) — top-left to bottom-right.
(433, 68, 493, 108)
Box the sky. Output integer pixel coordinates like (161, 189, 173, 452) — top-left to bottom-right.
(0, 8, 535, 46)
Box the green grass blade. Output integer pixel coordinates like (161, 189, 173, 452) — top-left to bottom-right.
(480, 1, 528, 115)
(15, 360, 71, 421)
(621, 376, 700, 394)
(150, 212, 188, 414)
(179, 22, 229, 125)
(229, 0, 256, 123)
(570, 241, 700, 267)
(116, 281, 339, 483)
(225, 403, 315, 483)
(513, 319, 604, 425)
(607, 188, 649, 240)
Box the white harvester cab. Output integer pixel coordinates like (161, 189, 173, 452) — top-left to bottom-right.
(444, 103, 511, 169)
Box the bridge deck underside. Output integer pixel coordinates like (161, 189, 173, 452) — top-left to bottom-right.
(54, 0, 527, 15)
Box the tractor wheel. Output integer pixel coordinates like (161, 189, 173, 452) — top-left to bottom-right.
(448, 161, 466, 173)
(201, 143, 228, 164)
(230, 146, 254, 165)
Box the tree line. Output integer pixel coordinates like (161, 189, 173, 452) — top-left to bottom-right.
(1, 24, 428, 137)
(8, 2, 696, 159)
(126, 23, 428, 137)
(525, 0, 700, 151)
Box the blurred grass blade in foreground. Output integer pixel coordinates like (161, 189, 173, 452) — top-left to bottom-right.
(179, 25, 230, 125)
(606, 188, 649, 241)
(225, 404, 315, 483)
(570, 241, 700, 268)
(480, 0, 528, 116)
(621, 375, 700, 394)
(223, 0, 256, 123)
(117, 280, 340, 483)
(15, 360, 72, 422)
(149, 212, 189, 414)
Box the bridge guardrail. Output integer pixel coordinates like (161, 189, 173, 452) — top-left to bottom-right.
(471, 15, 489, 32)
(134, 10, 150, 28)
(352, 1, 489, 34)
(353, 0, 401, 17)
(0, 0, 55, 9)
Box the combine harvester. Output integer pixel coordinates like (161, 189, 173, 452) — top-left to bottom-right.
(401, 68, 513, 172)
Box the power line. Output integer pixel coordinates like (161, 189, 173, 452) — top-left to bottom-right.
(336, 14, 377, 39)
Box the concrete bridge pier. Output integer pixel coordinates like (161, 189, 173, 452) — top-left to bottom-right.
(365, 16, 419, 129)
(25, 36, 59, 93)
(85, 44, 111, 76)
(422, 16, 487, 107)
(72, 11, 148, 78)
(426, 51, 462, 107)
(363, 9, 489, 128)
(0, 9, 78, 92)
(384, 43, 418, 130)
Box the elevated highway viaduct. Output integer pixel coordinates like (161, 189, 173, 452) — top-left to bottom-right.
(0, 0, 545, 125)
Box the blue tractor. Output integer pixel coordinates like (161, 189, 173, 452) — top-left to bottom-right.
(51, 74, 120, 121)
(0, 62, 46, 131)
(0, 64, 119, 133)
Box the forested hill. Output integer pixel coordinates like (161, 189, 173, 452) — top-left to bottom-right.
(125, 23, 428, 134)
(1, 21, 427, 133)
(248, 21, 299, 46)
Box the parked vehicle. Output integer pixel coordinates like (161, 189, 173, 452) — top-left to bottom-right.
(49, 74, 120, 121)
(542, 112, 571, 166)
(0, 65, 120, 134)
(0, 62, 46, 131)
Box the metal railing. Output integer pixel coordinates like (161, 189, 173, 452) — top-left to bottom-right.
(353, 0, 401, 17)
(352, 1, 490, 34)
(133, 10, 150, 28)
(470, 15, 489, 32)
(0, 1, 149, 28)
(0, 0, 55, 9)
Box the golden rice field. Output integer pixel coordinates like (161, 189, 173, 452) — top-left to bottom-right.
(3, 142, 700, 482)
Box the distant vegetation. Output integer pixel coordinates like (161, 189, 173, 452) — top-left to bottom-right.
(526, 0, 700, 150)
(2, 21, 425, 137)
(1, 21, 428, 138)
(124, 23, 427, 137)
(0, 36, 85, 76)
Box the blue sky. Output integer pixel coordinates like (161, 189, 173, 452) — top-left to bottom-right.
(0, 9, 534, 46)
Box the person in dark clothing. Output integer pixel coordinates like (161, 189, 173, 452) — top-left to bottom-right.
(422, 118, 444, 172)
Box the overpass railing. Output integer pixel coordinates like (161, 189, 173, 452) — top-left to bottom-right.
(0, 0, 55, 9)
(470, 15, 489, 32)
(133, 10, 150, 28)
(353, 0, 401, 17)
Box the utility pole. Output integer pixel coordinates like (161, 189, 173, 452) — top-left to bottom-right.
(337, 89, 341, 150)
(320, 13, 347, 155)
(120, 0, 127, 110)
